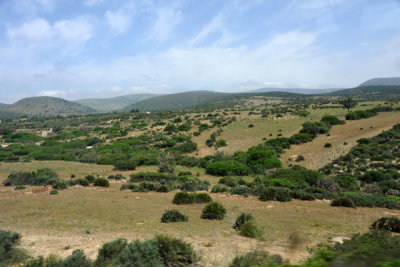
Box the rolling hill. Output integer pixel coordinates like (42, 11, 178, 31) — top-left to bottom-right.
(325, 85, 400, 98)
(122, 90, 304, 112)
(0, 103, 9, 108)
(359, 77, 400, 86)
(252, 87, 340, 94)
(1, 96, 96, 118)
(74, 94, 159, 112)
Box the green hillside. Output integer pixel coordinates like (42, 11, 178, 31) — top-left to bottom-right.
(122, 90, 304, 112)
(74, 94, 159, 112)
(359, 77, 400, 86)
(4, 96, 96, 118)
(0, 103, 9, 108)
(325, 85, 400, 98)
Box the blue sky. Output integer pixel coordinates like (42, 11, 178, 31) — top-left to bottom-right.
(0, 0, 400, 103)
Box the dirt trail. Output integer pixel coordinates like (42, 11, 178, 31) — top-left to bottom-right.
(281, 112, 400, 170)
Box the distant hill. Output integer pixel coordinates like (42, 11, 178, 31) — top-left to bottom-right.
(324, 85, 400, 98)
(74, 94, 159, 112)
(359, 77, 400, 86)
(0, 103, 9, 108)
(252, 87, 340, 94)
(2, 96, 96, 118)
(122, 90, 304, 112)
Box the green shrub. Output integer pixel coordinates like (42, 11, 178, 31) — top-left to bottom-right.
(233, 213, 254, 230)
(52, 180, 68, 190)
(259, 187, 277, 201)
(240, 220, 263, 238)
(114, 159, 137, 171)
(361, 170, 386, 183)
(194, 193, 212, 204)
(75, 178, 89, 186)
(49, 189, 58, 195)
(201, 201, 226, 220)
(300, 121, 331, 136)
(94, 178, 110, 187)
(14, 185, 25, 190)
(130, 172, 177, 182)
(371, 217, 400, 233)
(3, 168, 59, 186)
(289, 133, 314, 144)
(275, 187, 292, 202)
(230, 250, 282, 267)
(96, 238, 128, 265)
(299, 193, 316, 201)
(211, 184, 230, 193)
(206, 161, 248, 176)
(161, 210, 188, 223)
(85, 175, 95, 183)
(115, 240, 163, 267)
(62, 249, 91, 267)
(153, 235, 198, 267)
(324, 143, 332, 148)
(331, 197, 356, 208)
(172, 191, 195, 205)
(321, 115, 345, 125)
(0, 229, 25, 265)
(231, 186, 251, 197)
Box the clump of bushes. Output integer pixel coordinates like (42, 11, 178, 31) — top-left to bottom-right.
(371, 217, 400, 233)
(94, 178, 110, 187)
(259, 187, 292, 202)
(85, 175, 95, 183)
(231, 186, 251, 197)
(321, 115, 345, 125)
(346, 109, 377, 120)
(0, 229, 26, 265)
(230, 251, 282, 267)
(3, 168, 59, 186)
(211, 184, 230, 193)
(161, 210, 188, 223)
(49, 189, 58, 195)
(206, 161, 248, 176)
(201, 201, 226, 220)
(324, 143, 332, 148)
(172, 192, 212, 205)
(331, 197, 356, 208)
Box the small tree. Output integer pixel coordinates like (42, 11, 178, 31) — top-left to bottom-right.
(339, 97, 357, 112)
(158, 153, 175, 174)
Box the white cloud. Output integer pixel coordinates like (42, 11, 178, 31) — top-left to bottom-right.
(39, 90, 66, 97)
(6, 17, 93, 56)
(105, 9, 133, 34)
(150, 7, 181, 43)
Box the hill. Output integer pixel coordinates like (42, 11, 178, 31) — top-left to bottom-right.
(252, 87, 340, 94)
(3, 96, 96, 118)
(74, 94, 159, 112)
(122, 90, 304, 112)
(359, 77, 400, 86)
(0, 103, 9, 108)
(325, 85, 400, 98)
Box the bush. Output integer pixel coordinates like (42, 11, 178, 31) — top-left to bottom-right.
(52, 180, 68, 190)
(94, 178, 110, 187)
(275, 187, 292, 202)
(114, 159, 137, 171)
(194, 193, 212, 204)
(300, 121, 331, 136)
(153, 235, 198, 267)
(360, 170, 386, 183)
(230, 250, 283, 267)
(161, 209, 188, 223)
(240, 220, 263, 238)
(206, 160, 248, 176)
(3, 168, 59, 186)
(96, 238, 128, 265)
(49, 189, 58, 195)
(371, 217, 400, 233)
(115, 240, 163, 267)
(0, 229, 25, 265)
(62, 249, 91, 267)
(14, 185, 25, 190)
(231, 186, 251, 197)
(233, 213, 254, 230)
(324, 143, 332, 148)
(321, 115, 345, 125)
(259, 187, 277, 201)
(299, 193, 316, 201)
(331, 197, 356, 208)
(172, 191, 195, 205)
(75, 178, 89, 186)
(85, 175, 95, 183)
(201, 201, 226, 220)
(211, 184, 230, 193)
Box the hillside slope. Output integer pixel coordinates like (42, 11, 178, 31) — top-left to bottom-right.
(5, 96, 96, 117)
(0, 103, 9, 108)
(325, 85, 400, 98)
(359, 77, 400, 86)
(74, 94, 159, 112)
(122, 90, 303, 111)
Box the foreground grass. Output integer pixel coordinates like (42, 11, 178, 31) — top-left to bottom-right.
(0, 162, 399, 266)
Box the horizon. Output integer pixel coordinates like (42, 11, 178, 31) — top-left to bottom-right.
(1, 0, 400, 103)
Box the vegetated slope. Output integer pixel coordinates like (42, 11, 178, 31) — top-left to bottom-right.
(252, 87, 340, 94)
(0, 109, 22, 120)
(123, 90, 304, 111)
(5, 96, 96, 117)
(74, 94, 159, 112)
(0, 103, 9, 108)
(359, 77, 400, 86)
(325, 85, 400, 98)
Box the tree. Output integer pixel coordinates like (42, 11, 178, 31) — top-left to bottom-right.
(339, 97, 357, 112)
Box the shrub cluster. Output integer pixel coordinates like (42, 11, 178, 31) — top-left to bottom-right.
(201, 201, 226, 220)
(161, 209, 188, 223)
(172, 192, 212, 205)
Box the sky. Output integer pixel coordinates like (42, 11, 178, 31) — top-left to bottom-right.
(0, 0, 400, 103)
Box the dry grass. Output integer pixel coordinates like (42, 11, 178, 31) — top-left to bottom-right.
(0, 161, 399, 266)
(281, 112, 400, 169)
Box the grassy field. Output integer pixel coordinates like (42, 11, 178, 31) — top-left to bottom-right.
(0, 162, 399, 266)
